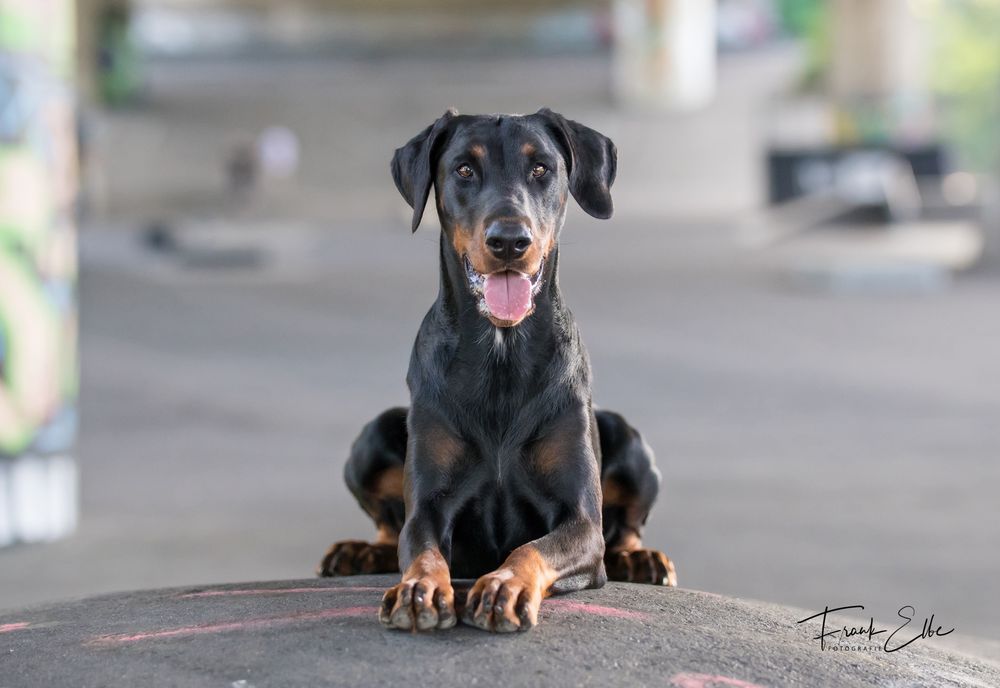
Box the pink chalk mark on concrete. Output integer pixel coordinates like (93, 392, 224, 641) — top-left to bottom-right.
(180, 586, 384, 598)
(670, 672, 767, 688)
(87, 606, 379, 646)
(543, 599, 648, 620)
(0, 622, 31, 634)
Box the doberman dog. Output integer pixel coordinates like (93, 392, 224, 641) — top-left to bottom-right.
(318, 108, 676, 632)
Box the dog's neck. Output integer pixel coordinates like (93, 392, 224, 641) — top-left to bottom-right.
(436, 230, 568, 360)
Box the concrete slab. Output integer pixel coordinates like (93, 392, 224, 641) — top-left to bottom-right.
(1, 576, 997, 688)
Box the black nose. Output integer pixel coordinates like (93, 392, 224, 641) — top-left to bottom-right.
(485, 222, 532, 261)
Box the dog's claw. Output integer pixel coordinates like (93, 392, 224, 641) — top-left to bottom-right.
(381, 578, 456, 632)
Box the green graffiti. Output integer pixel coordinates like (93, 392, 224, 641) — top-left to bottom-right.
(0, 0, 77, 458)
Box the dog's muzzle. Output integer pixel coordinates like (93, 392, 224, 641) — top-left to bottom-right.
(464, 256, 544, 325)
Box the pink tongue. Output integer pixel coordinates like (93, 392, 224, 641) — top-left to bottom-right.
(483, 271, 532, 322)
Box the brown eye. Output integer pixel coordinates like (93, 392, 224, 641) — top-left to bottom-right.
(531, 163, 548, 178)
(455, 164, 474, 178)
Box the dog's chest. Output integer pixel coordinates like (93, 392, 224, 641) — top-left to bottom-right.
(448, 469, 554, 576)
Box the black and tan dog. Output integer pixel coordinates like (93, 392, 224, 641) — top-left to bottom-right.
(318, 108, 675, 633)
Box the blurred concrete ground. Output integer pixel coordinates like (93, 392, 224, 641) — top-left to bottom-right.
(2, 47, 999, 644)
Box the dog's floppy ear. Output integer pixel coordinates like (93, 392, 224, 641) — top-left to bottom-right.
(391, 108, 458, 232)
(536, 108, 617, 219)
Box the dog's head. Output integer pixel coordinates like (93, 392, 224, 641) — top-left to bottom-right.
(391, 109, 616, 327)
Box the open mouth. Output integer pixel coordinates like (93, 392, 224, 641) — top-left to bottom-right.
(464, 255, 545, 325)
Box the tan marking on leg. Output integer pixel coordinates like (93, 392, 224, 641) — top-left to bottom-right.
(381, 547, 455, 630)
(370, 465, 403, 500)
(607, 529, 642, 553)
(601, 476, 647, 552)
(464, 544, 559, 632)
(601, 477, 629, 507)
(504, 544, 560, 594)
(402, 548, 450, 585)
(375, 524, 398, 546)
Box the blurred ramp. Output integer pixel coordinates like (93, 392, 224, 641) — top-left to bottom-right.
(766, 221, 984, 294)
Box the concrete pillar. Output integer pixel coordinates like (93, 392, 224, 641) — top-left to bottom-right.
(611, 0, 717, 110)
(76, 0, 103, 107)
(828, 0, 932, 143)
(0, 0, 79, 546)
(829, 0, 926, 101)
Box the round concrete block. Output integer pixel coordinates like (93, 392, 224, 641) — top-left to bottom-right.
(1, 575, 996, 687)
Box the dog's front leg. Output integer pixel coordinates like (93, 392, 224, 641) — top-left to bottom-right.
(378, 513, 457, 631)
(463, 515, 605, 633)
(379, 410, 463, 631)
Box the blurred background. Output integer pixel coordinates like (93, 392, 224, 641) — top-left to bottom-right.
(1, 0, 999, 644)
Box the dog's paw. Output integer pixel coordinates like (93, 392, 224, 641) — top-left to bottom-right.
(462, 569, 542, 633)
(379, 577, 457, 631)
(317, 540, 399, 577)
(605, 548, 677, 586)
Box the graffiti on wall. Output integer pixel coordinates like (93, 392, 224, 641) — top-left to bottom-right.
(0, 0, 78, 459)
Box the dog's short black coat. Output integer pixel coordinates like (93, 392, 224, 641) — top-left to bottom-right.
(319, 109, 675, 633)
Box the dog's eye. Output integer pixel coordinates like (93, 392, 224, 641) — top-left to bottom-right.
(455, 164, 474, 179)
(531, 164, 548, 179)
